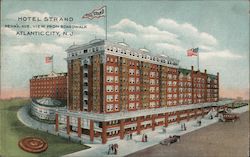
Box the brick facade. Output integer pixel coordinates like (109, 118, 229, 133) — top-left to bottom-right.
(57, 40, 224, 144)
(30, 72, 67, 100)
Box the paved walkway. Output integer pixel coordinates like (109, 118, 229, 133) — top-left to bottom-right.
(18, 105, 248, 157)
(17, 105, 55, 133)
(128, 108, 249, 157)
(63, 106, 249, 157)
(17, 105, 101, 144)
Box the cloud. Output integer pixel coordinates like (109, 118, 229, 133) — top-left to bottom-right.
(156, 18, 217, 47)
(110, 18, 243, 62)
(155, 43, 184, 52)
(200, 49, 242, 59)
(110, 18, 219, 53)
(111, 18, 143, 31)
(111, 18, 179, 44)
(7, 9, 50, 20)
(108, 31, 137, 40)
(9, 42, 63, 54)
(1, 27, 18, 37)
(54, 24, 105, 45)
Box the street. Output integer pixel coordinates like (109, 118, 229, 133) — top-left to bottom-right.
(127, 111, 249, 157)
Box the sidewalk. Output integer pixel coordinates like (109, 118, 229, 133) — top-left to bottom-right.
(63, 105, 249, 157)
(17, 105, 102, 143)
(17, 105, 55, 133)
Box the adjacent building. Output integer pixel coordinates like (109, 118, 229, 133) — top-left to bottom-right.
(55, 39, 229, 144)
(30, 72, 67, 100)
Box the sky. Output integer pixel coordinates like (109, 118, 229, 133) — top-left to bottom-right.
(0, 0, 249, 99)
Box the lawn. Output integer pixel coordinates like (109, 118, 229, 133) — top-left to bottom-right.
(0, 98, 90, 157)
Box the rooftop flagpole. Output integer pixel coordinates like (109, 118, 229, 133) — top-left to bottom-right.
(197, 49, 199, 71)
(82, 6, 107, 40)
(52, 55, 54, 73)
(105, 5, 107, 40)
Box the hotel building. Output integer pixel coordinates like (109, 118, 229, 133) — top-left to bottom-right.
(55, 39, 229, 144)
(30, 72, 67, 100)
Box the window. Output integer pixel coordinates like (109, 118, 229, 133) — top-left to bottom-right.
(150, 72, 155, 77)
(129, 69, 135, 75)
(107, 76, 114, 82)
(114, 67, 118, 73)
(114, 104, 119, 110)
(129, 95, 135, 101)
(129, 103, 135, 109)
(114, 95, 118, 101)
(114, 76, 119, 83)
(106, 66, 114, 73)
(150, 79, 155, 85)
(106, 85, 114, 92)
(107, 104, 113, 112)
(129, 78, 135, 84)
(115, 86, 119, 92)
(136, 70, 140, 76)
(106, 95, 114, 102)
(150, 94, 155, 100)
(129, 86, 135, 92)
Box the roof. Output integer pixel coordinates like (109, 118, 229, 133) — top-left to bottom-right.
(32, 98, 66, 107)
(65, 39, 182, 67)
(178, 68, 191, 75)
(31, 72, 67, 79)
(207, 74, 217, 80)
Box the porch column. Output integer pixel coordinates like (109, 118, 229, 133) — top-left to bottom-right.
(77, 117, 82, 137)
(120, 119, 125, 139)
(177, 111, 180, 123)
(164, 113, 168, 127)
(201, 108, 204, 118)
(55, 112, 59, 132)
(102, 122, 107, 144)
(137, 116, 141, 135)
(187, 110, 190, 121)
(194, 109, 198, 119)
(152, 115, 156, 131)
(66, 115, 70, 135)
(90, 120, 94, 142)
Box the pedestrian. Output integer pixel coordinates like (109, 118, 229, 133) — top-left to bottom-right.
(130, 133, 132, 140)
(127, 134, 129, 140)
(114, 143, 118, 155)
(114, 147, 117, 155)
(210, 114, 213, 119)
(142, 134, 145, 142)
(184, 123, 186, 131)
(145, 134, 148, 142)
(108, 145, 111, 155)
(111, 144, 114, 154)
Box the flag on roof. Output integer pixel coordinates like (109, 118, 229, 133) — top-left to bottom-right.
(82, 6, 106, 20)
(45, 56, 53, 63)
(187, 47, 199, 56)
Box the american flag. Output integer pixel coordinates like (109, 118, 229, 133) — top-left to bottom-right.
(45, 56, 53, 63)
(82, 6, 106, 20)
(187, 47, 199, 56)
